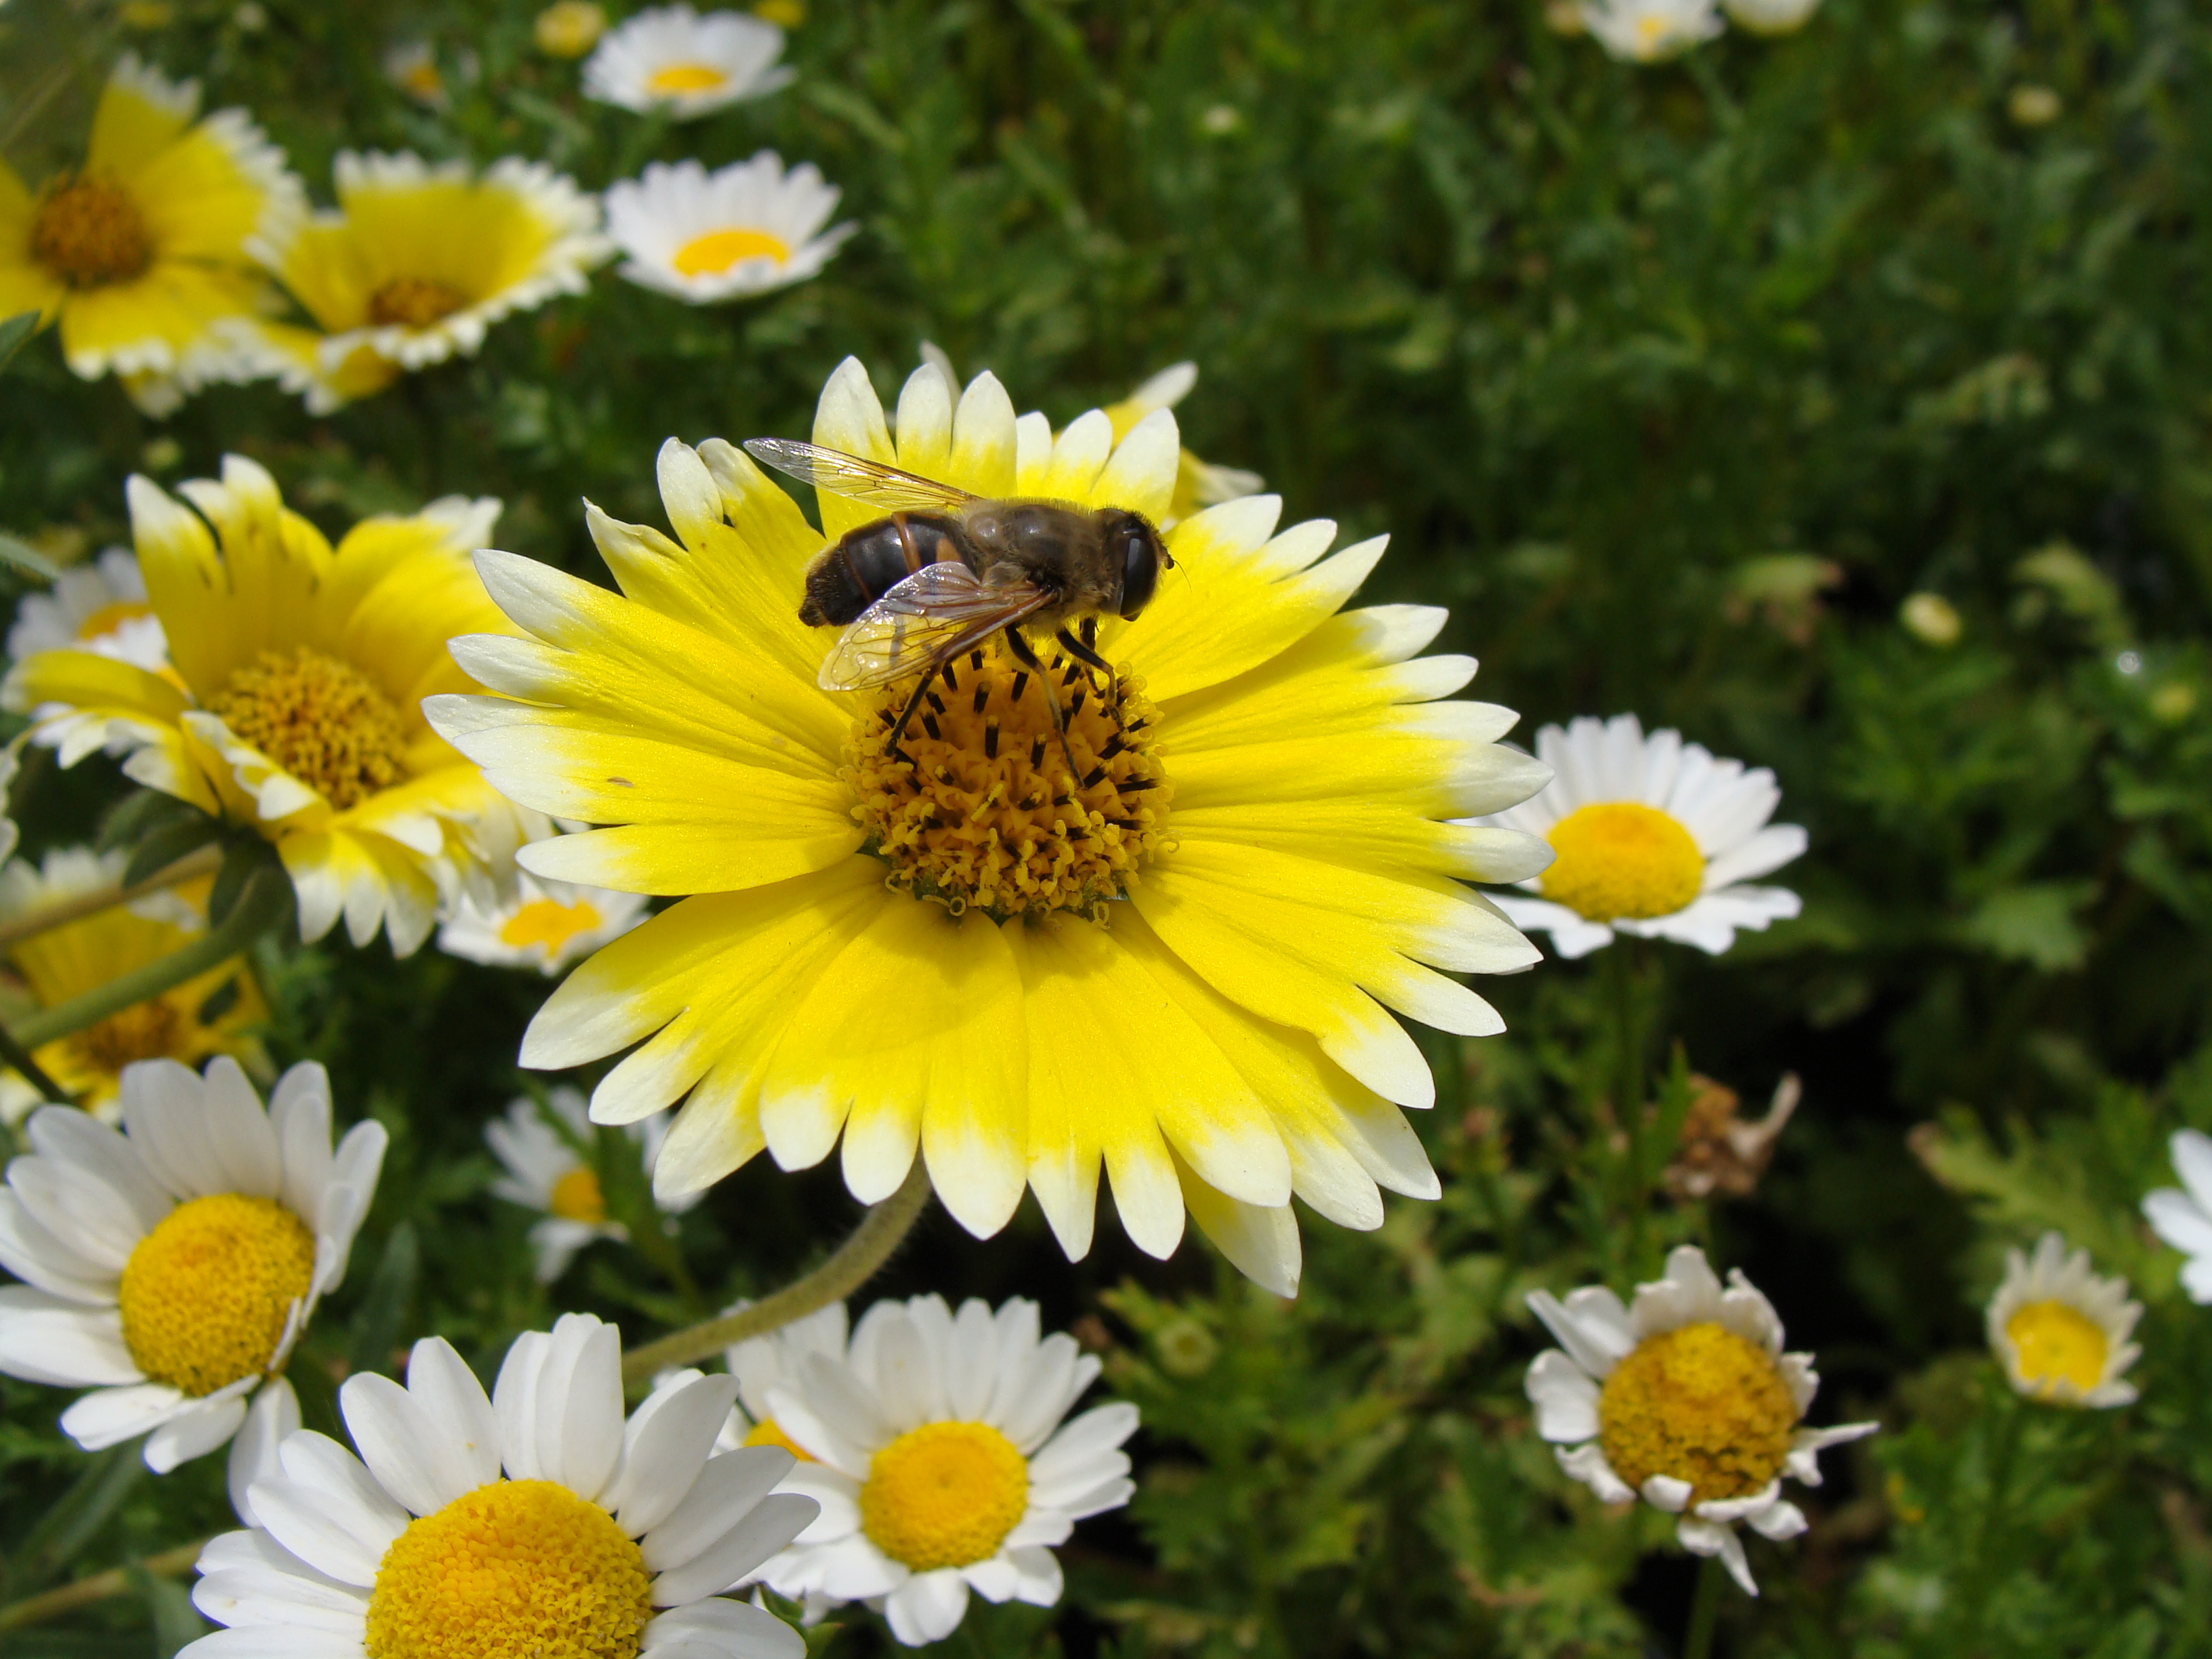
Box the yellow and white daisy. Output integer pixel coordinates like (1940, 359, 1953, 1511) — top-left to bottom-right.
(0, 848, 268, 1126)
(1525, 1244, 1876, 1595)
(1986, 1231, 2142, 1408)
(0, 1057, 383, 1471)
(1101, 361, 1264, 529)
(1721, 0, 1820, 33)
(7, 546, 169, 673)
(0, 457, 541, 956)
(485, 1086, 691, 1282)
(0, 54, 300, 407)
(440, 865, 651, 975)
(1578, 0, 1725, 60)
(754, 1294, 1136, 1646)
(582, 4, 794, 119)
(184, 1313, 819, 1659)
(424, 356, 1553, 1294)
(2144, 1129, 2212, 1304)
(605, 155, 855, 305)
(714, 1301, 852, 1458)
(245, 150, 608, 413)
(1478, 713, 1804, 959)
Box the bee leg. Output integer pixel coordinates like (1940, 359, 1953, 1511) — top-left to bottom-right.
(1055, 626, 1121, 729)
(883, 675, 936, 766)
(1008, 627, 1081, 785)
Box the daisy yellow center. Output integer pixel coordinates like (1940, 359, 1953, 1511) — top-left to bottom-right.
(861, 1420, 1029, 1572)
(672, 227, 791, 277)
(205, 647, 411, 811)
(646, 62, 731, 94)
(2005, 1299, 2110, 1398)
(117, 1193, 316, 1397)
(743, 1417, 815, 1462)
(367, 276, 470, 329)
(30, 173, 153, 289)
(365, 1479, 653, 1659)
(1596, 1322, 1797, 1505)
(845, 638, 1171, 922)
(548, 1165, 607, 1224)
(1635, 11, 1670, 44)
(499, 897, 605, 953)
(77, 599, 154, 640)
(1540, 802, 1706, 922)
(68, 996, 184, 1079)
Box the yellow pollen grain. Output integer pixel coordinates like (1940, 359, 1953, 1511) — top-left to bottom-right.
(30, 173, 154, 289)
(861, 1421, 1029, 1572)
(2005, 1299, 2110, 1399)
(77, 599, 155, 640)
(498, 897, 604, 954)
(365, 1479, 653, 1659)
(68, 997, 185, 1080)
(743, 1418, 815, 1462)
(118, 1193, 316, 1397)
(844, 636, 1171, 922)
(672, 226, 790, 277)
(548, 1166, 607, 1225)
(205, 647, 411, 811)
(1541, 801, 1706, 922)
(1597, 1322, 1796, 1505)
(646, 62, 731, 94)
(367, 276, 470, 329)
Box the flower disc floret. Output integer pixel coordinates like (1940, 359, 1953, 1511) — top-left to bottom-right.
(117, 1193, 315, 1397)
(70, 999, 185, 1078)
(367, 276, 470, 329)
(1597, 1322, 1796, 1504)
(861, 1420, 1031, 1572)
(548, 1165, 607, 1223)
(32, 174, 154, 289)
(2005, 1299, 2111, 1399)
(1542, 802, 1705, 922)
(205, 646, 413, 811)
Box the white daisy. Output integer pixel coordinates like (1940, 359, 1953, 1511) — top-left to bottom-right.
(583, 5, 794, 119)
(485, 1086, 693, 1282)
(1721, 0, 1820, 33)
(1478, 713, 1805, 959)
(2144, 1128, 2212, 1303)
(439, 867, 650, 975)
(184, 1313, 819, 1659)
(1525, 1244, 1877, 1595)
(7, 547, 169, 672)
(1579, 0, 1725, 60)
(606, 155, 856, 304)
(708, 1300, 854, 1459)
(756, 1294, 1138, 1645)
(0, 1057, 383, 1471)
(225, 1372, 298, 1527)
(1986, 1231, 2142, 1408)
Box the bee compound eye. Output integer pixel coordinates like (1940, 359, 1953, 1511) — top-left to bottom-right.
(1117, 523, 1160, 619)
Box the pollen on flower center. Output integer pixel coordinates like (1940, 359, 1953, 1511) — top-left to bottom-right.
(68, 997, 184, 1079)
(1597, 1322, 1796, 1504)
(672, 227, 790, 276)
(1540, 801, 1706, 922)
(205, 647, 411, 811)
(645, 62, 731, 93)
(30, 173, 153, 289)
(498, 897, 604, 952)
(367, 276, 470, 329)
(548, 1165, 607, 1224)
(117, 1193, 316, 1397)
(2006, 1299, 2110, 1398)
(365, 1479, 653, 1659)
(743, 1418, 816, 1462)
(861, 1420, 1029, 1571)
(844, 637, 1172, 922)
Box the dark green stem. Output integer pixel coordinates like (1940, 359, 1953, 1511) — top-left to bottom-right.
(1681, 1552, 1725, 1659)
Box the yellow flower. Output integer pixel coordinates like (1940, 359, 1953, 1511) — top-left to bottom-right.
(1, 457, 541, 956)
(1986, 1231, 2141, 1408)
(536, 1, 609, 55)
(0, 848, 268, 1125)
(244, 152, 608, 413)
(0, 54, 300, 411)
(425, 357, 1553, 1293)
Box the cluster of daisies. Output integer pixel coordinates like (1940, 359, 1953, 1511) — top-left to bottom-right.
(1568, 0, 1820, 64)
(5, 12, 853, 417)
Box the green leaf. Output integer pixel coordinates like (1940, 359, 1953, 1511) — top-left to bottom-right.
(0, 310, 39, 375)
(120, 816, 224, 891)
(1954, 882, 2098, 972)
(126, 1563, 205, 1659)
(348, 1221, 419, 1378)
(0, 533, 60, 581)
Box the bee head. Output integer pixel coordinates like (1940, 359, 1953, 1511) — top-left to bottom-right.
(1103, 510, 1169, 620)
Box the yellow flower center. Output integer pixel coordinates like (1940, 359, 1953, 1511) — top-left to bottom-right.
(30, 173, 153, 289)
(365, 1479, 653, 1659)
(498, 897, 605, 954)
(548, 1165, 607, 1224)
(1596, 1322, 1797, 1505)
(2005, 1299, 2110, 1399)
(67, 996, 184, 1080)
(645, 62, 731, 94)
(846, 637, 1171, 922)
(861, 1421, 1029, 1572)
(535, 1, 609, 56)
(743, 1417, 815, 1462)
(205, 647, 411, 811)
(1540, 802, 1706, 922)
(117, 1193, 316, 1397)
(671, 227, 792, 277)
(367, 276, 470, 329)
(77, 598, 155, 640)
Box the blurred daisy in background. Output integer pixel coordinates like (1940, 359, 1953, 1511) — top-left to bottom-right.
(755, 1294, 1137, 1645)
(7, 547, 168, 672)
(485, 1087, 691, 1282)
(244, 152, 607, 413)
(382, 42, 450, 108)
(2144, 1128, 2212, 1303)
(1526, 1245, 1876, 1595)
(439, 866, 649, 975)
(0, 55, 300, 413)
(0, 1058, 382, 1470)
(714, 1301, 850, 1457)
(536, 0, 609, 56)
(605, 155, 855, 304)
(1478, 713, 1805, 959)
(1986, 1232, 2142, 1408)
(1579, 0, 1725, 60)
(0, 848, 268, 1125)
(184, 1315, 817, 1659)
(583, 5, 794, 119)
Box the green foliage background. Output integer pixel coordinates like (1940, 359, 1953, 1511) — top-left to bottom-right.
(5, 0, 2212, 1654)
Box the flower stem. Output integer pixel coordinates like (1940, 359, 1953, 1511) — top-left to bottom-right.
(619, 1160, 933, 1386)
(0, 1538, 207, 1631)
(0, 844, 224, 951)
(1681, 1552, 1725, 1659)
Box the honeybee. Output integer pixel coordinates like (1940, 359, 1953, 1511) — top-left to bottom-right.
(743, 437, 1172, 766)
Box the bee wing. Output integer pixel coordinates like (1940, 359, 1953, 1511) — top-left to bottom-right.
(818, 562, 1052, 691)
(743, 438, 979, 513)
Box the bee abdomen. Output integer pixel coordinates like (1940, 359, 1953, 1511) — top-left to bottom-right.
(799, 512, 967, 627)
